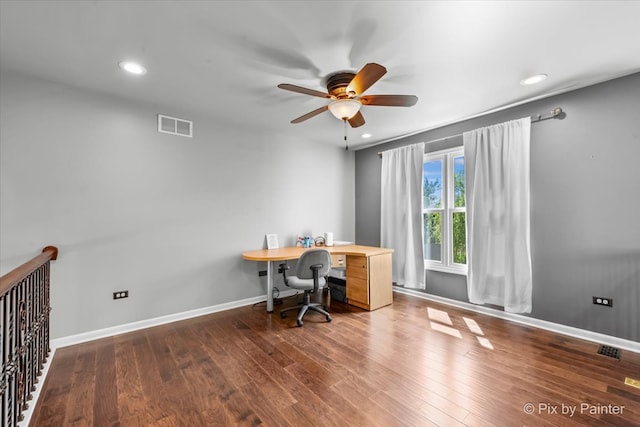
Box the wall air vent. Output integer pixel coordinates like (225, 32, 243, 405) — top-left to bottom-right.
(158, 114, 193, 137)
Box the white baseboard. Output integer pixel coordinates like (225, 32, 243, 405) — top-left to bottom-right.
(393, 287, 640, 353)
(51, 289, 298, 349)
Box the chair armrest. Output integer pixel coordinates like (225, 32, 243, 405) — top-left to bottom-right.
(279, 263, 290, 285)
(310, 263, 322, 293)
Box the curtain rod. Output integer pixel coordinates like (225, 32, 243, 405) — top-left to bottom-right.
(377, 107, 563, 158)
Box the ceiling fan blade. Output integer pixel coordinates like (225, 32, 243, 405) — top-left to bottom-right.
(348, 111, 365, 128)
(348, 63, 387, 95)
(278, 83, 332, 99)
(291, 105, 329, 123)
(359, 94, 418, 107)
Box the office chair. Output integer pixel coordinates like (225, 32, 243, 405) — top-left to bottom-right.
(279, 248, 332, 327)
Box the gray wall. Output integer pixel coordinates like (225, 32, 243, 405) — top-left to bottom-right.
(0, 71, 355, 339)
(355, 73, 640, 342)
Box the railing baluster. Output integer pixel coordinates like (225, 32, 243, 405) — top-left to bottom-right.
(1, 292, 7, 425)
(0, 246, 58, 426)
(9, 285, 17, 427)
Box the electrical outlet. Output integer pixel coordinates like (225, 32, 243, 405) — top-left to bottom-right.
(113, 290, 129, 300)
(593, 296, 612, 307)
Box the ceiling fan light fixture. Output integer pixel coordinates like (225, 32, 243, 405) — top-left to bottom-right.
(328, 99, 361, 120)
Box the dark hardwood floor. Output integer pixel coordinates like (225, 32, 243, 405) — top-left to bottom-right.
(30, 292, 640, 426)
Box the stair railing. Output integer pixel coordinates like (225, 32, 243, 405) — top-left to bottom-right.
(0, 246, 58, 427)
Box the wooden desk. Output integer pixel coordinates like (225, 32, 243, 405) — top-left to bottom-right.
(242, 245, 394, 312)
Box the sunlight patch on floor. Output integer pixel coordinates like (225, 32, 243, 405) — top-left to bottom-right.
(430, 321, 462, 338)
(427, 307, 453, 325)
(476, 336, 494, 350)
(463, 317, 484, 336)
(427, 307, 494, 349)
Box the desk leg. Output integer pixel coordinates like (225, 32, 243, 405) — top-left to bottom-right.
(266, 260, 274, 313)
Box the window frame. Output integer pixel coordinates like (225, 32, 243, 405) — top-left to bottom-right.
(423, 146, 467, 275)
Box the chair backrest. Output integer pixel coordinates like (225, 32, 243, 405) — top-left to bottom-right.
(295, 249, 332, 279)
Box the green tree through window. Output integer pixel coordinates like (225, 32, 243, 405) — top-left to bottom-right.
(423, 149, 467, 273)
(453, 157, 466, 264)
(423, 160, 442, 261)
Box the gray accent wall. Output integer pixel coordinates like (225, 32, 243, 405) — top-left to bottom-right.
(0, 71, 355, 339)
(355, 73, 640, 342)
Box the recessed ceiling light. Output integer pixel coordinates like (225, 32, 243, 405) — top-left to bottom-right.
(520, 73, 548, 86)
(361, 133, 372, 139)
(119, 61, 147, 76)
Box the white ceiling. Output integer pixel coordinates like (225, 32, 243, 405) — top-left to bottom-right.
(1, 1, 639, 149)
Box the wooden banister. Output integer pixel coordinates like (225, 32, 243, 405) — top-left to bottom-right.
(0, 246, 58, 297)
(1, 246, 58, 426)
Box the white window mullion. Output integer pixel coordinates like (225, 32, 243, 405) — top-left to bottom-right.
(442, 154, 450, 268)
(446, 153, 455, 267)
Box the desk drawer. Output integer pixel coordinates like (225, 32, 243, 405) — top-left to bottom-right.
(347, 277, 369, 304)
(346, 255, 368, 280)
(331, 254, 346, 268)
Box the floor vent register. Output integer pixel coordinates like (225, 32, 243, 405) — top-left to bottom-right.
(597, 344, 621, 360)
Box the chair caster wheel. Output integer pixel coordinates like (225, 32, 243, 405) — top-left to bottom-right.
(296, 320, 303, 327)
(280, 312, 287, 319)
(326, 316, 332, 322)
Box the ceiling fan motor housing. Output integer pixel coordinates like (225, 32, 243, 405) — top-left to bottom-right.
(326, 72, 357, 98)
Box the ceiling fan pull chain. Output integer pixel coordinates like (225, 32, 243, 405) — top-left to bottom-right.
(343, 119, 349, 151)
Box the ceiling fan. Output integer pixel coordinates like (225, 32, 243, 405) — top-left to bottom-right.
(278, 63, 418, 128)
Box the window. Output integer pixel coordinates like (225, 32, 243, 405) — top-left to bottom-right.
(423, 147, 467, 274)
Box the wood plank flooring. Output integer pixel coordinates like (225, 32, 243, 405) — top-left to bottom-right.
(30, 292, 640, 426)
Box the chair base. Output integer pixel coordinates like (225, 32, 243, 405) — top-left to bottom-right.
(280, 292, 332, 327)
